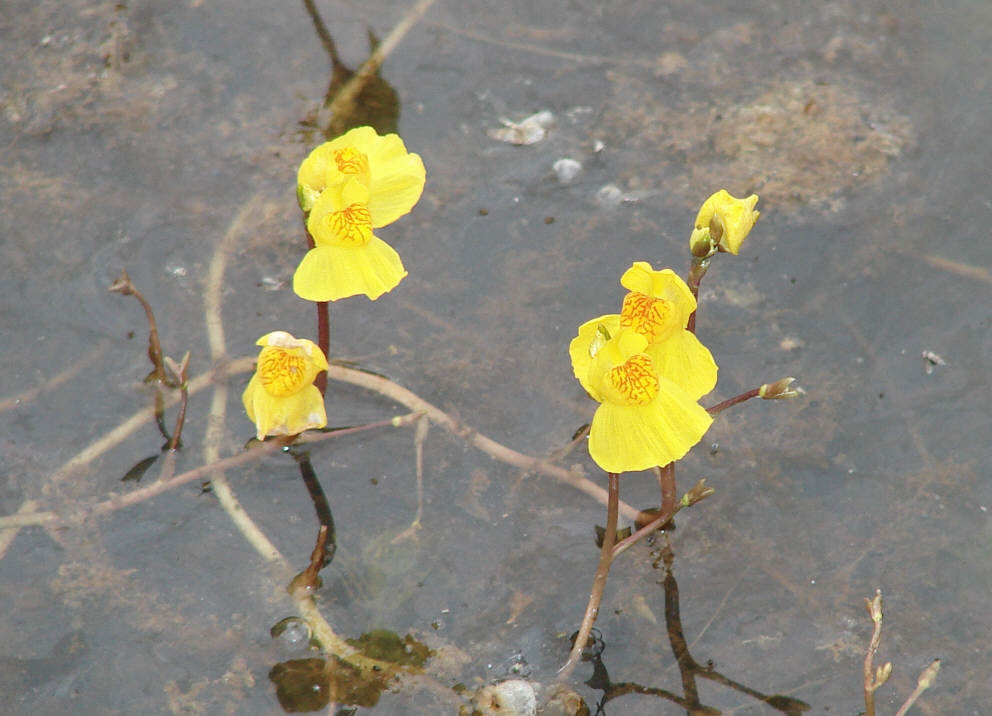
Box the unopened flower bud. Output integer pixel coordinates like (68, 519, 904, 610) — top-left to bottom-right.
(918, 659, 941, 689)
(680, 479, 715, 507)
(759, 377, 803, 400)
(689, 227, 715, 258)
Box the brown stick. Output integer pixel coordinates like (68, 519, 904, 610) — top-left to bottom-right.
(324, 364, 645, 522)
(0, 417, 415, 530)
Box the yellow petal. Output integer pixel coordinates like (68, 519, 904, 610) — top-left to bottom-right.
(242, 373, 267, 434)
(588, 380, 713, 473)
(619, 263, 696, 330)
(297, 144, 337, 212)
(586, 327, 650, 399)
(693, 190, 760, 255)
(293, 239, 407, 302)
(367, 153, 426, 227)
(255, 331, 330, 371)
(330, 126, 381, 154)
(568, 314, 621, 400)
(645, 330, 718, 400)
(599, 353, 659, 406)
(243, 377, 327, 441)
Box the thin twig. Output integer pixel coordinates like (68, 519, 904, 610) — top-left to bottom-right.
(707, 387, 761, 415)
(324, 363, 645, 521)
(43, 356, 255, 497)
(392, 413, 429, 543)
(1, 357, 639, 531)
(613, 502, 681, 559)
(0, 500, 39, 558)
(0, 343, 104, 413)
(613, 479, 714, 559)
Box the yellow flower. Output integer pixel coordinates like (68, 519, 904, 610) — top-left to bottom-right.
(569, 263, 717, 400)
(693, 190, 760, 255)
(571, 328, 713, 473)
(293, 178, 409, 301)
(297, 126, 426, 224)
(242, 331, 329, 441)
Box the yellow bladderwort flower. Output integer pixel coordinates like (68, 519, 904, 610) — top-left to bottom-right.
(294, 178, 409, 301)
(571, 327, 712, 473)
(569, 263, 718, 400)
(692, 190, 760, 255)
(297, 126, 426, 224)
(242, 331, 329, 441)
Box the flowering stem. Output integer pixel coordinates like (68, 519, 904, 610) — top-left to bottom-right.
(685, 257, 710, 335)
(658, 462, 677, 524)
(315, 300, 330, 396)
(706, 387, 760, 416)
(304, 225, 331, 397)
(559, 472, 620, 680)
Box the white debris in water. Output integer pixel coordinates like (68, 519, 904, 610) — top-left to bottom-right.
(552, 158, 582, 184)
(594, 184, 625, 207)
(487, 110, 555, 145)
(472, 679, 536, 716)
(922, 350, 947, 375)
(260, 276, 286, 291)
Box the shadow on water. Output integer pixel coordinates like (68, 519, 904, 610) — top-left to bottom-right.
(1, 0, 990, 713)
(300, 0, 400, 139)
(578, 537, 810, 715)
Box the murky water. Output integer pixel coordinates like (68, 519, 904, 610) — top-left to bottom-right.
(2, 0, 990, 713)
